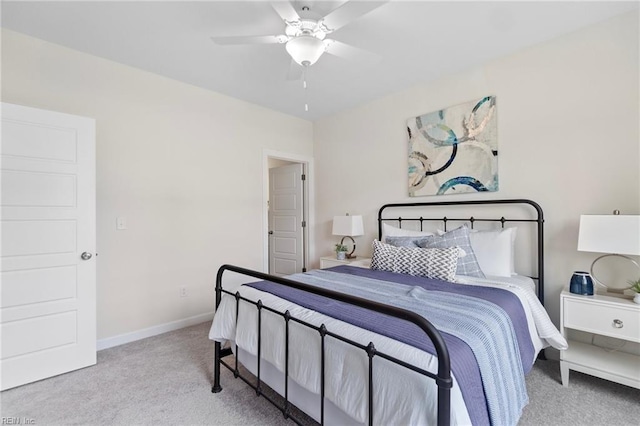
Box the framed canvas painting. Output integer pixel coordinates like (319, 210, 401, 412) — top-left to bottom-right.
(408, 96, 498, 197)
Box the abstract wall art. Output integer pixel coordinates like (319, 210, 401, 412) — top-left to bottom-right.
(407, 96, 498, 197)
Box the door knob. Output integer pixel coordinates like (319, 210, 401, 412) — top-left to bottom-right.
(268, 231, 274, 235)
(81, 252, 93, 260)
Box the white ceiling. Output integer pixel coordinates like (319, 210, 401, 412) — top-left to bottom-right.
(2, 1, 637, 121)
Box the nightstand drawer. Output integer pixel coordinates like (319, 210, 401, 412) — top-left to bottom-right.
(564, 298, 640, 343)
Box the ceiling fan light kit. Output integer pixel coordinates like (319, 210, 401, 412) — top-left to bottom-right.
(286, 35, 325, 66)
(283, 16, 329, 67)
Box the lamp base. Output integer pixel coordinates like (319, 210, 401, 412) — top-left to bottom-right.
(590, 254, 640, 292)
(340, 236, 357, 259)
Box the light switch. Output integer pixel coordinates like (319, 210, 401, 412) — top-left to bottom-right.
(116, 216, 127, 230)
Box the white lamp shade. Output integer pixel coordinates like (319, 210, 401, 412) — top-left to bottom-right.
(578, 215, 640, 256)
(285, 36, 325, 66)
(332, 215, 364, 237)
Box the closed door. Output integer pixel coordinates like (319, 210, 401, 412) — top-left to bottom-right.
(1, 103, 96, 390)
(269, 163, 305, 276)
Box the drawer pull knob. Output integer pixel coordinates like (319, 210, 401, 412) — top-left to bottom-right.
(612, 319, 624, 328)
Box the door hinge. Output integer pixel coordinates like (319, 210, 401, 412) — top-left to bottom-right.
(302, 221, 306, 228)
(301, 174, 306, 181)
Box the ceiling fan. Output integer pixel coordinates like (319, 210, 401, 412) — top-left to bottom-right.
(211, 1, 387, 79)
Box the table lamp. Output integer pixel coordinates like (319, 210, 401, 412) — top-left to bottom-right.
(577, 211, 640, 293)
(332, 214, 364, 259)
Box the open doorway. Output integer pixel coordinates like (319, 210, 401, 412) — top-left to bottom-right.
(263, 150, 314, 276)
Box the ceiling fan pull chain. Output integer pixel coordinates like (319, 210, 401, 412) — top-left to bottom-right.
(303, 67, 309, 112)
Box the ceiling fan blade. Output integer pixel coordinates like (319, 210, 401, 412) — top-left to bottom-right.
(211, 35, 286, 45)
(324, 40, 381, 65)
(286, 59, 304, 81)
(320, 1, 388, 32)
(270, 1, 301, 23)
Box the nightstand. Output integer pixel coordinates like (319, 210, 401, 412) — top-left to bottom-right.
(319, 256, 371, 269)
(560, 290, 640, 389)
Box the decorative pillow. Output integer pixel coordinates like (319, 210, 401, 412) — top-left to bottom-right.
(468, 228, 517, 277)
(371, 240, 462, 282)
(382, 223, 433, 242)
(385, 236, 431, 248)
(418, 225, 485, 278)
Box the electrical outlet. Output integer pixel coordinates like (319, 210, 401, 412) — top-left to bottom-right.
(179, 286, 187, 297)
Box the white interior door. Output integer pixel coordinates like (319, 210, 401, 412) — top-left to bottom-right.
(1, 103, 96, 390)
(269, 163, 305, 276)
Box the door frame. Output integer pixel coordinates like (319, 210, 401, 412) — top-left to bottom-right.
(262, 149, 314, 274)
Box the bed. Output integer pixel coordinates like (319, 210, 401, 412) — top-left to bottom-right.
(209, 199, 567, 426)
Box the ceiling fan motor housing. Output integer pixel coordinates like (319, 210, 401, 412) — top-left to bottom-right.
(285, 19, 328, 40)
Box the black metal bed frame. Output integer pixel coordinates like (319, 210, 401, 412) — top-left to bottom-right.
(212, 199, 544, 426)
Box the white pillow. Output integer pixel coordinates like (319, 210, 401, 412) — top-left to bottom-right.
(469, 228, 517, 277)
(436, 227, 517, 276)
(382, 223, 433, 242)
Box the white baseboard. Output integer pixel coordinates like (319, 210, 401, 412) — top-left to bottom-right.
(97, 311, 214, 351)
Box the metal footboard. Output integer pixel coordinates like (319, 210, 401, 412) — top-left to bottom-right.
(212, 264, 452, 426)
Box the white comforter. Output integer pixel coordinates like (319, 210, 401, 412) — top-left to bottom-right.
(209, 270, 566, 425)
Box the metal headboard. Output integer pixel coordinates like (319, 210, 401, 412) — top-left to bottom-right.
(377, 199, 545, 305)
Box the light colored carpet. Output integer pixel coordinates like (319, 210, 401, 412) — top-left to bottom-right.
(2, 322, 639, 425)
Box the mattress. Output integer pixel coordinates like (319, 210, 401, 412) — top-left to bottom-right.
(209, 266, 566, 425)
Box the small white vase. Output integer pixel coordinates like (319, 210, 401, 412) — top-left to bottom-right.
(634, 293, 640, 305)
(336, 251, 346, 260)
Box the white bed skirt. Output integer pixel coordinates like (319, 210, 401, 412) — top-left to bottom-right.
(234, 345, 361, 425)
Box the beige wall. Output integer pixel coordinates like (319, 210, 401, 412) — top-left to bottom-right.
(1, 29, 314, 340)
(313, 11, 639, 328)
